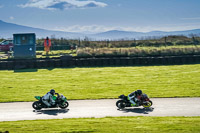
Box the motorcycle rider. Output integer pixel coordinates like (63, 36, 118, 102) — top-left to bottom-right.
(128, 90, 142, 106)
(42, 89, 56, 107)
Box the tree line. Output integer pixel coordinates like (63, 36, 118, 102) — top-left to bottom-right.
(36, 35, 200, 49)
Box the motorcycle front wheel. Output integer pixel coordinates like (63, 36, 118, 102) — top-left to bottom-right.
(59, 101, 69, 109)
(142, 100, 153, 108)
(32, 101, 42, 110)
(116, 100, 126, 109)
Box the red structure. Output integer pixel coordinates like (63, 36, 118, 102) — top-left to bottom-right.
(44, 37, 51, 54)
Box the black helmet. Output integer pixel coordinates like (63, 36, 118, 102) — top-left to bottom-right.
(137, 90, 142, 95)
(50, 89, 55, 95)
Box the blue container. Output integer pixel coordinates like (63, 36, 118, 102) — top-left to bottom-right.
(13, 33, 36, 58)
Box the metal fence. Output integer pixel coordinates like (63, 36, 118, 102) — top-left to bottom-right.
(36, 45, 71, 51)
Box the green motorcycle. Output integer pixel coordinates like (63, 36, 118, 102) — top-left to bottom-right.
(32, 93, 69, 110)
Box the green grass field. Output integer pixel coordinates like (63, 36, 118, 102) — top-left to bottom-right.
(0, 64, 200, 102)
(0, 116, 200, 133)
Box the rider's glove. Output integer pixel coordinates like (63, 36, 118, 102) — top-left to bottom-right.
(135, 98, 140, 102)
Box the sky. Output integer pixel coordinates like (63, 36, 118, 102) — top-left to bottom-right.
(0, 0, 200, 33)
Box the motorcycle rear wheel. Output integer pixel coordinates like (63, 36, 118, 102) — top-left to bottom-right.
(59, 101, 69, 109)
(32, 101, 42, 110)
(116, 100, 126, 109)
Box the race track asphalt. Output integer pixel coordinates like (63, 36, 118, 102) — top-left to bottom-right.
(0, 98, 200, 121)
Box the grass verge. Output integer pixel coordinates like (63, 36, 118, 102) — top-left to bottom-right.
(0, 116, 200, 133)
(76, 46, 200, 57)
(36, 50, 76, 58)
(0, 64, 200, 102)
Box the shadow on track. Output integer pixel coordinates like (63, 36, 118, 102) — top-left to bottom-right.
(118, 107, 154, 114)
(33, 109, 69, 116)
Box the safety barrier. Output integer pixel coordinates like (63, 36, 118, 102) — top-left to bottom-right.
(0, 55, 200, 70)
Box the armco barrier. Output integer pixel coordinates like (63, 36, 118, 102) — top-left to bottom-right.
(0, 55, 200, 70)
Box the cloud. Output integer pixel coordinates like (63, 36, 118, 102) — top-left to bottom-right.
(53, 25, 153, 33)
(9, 16, 15, 20)
(53, 23, 200, 33)
(53, 25, 119, 33)
(19, 0, 107, 10)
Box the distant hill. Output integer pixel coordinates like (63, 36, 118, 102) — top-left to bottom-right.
(92, 30, 144, 40)
(0, 20, 200, 40)
(0, 20, 83, 39)
(93, 29, 200, 40)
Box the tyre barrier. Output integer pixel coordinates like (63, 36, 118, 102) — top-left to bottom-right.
(0, 55, 200, 70)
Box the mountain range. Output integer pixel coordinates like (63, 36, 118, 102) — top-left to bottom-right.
(0, 20, 200, 40)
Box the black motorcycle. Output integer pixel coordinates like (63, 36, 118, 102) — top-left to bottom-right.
(116, 94, 153, 109)
(32, 93, 69, 110)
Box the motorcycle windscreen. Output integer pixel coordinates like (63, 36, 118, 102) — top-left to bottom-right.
(35, 96, 41, 100)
